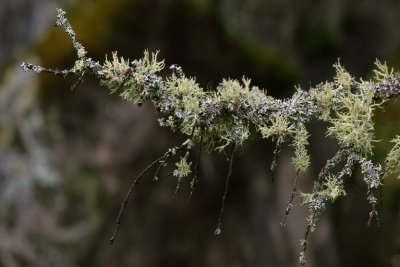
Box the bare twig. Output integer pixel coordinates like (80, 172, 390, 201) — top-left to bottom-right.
(214, 143, 237, 235)
(280, 170, 300, 227)
(187, 128, 204, 202)
(110, 139, 192, 244)
(70, 71, 87, 91)
(109, 157, 162, 244)
(173, 177, 183, 200)
(270, 141, 282, 182)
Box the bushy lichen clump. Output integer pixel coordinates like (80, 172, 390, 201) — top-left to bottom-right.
(21, 9, 400, 265)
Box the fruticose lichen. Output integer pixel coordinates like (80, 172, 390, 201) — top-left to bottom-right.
(21, 9, 400, 265)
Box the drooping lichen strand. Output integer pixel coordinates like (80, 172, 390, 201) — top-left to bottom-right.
(291, 124, 310, 172)
(385, 136, 400, 179)
(21, 9, 400, 265)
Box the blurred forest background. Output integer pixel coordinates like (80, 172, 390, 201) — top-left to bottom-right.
(1, 0, 400, 266)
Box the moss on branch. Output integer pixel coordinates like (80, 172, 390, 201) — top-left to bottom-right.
(21, 9, 400, 265)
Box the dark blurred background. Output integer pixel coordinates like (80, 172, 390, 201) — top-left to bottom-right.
(1, 0, 400, 266)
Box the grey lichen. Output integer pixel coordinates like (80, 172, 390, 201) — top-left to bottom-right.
(21, 9, 400, 265)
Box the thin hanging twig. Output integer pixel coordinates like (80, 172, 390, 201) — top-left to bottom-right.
(214, 143, 237, 235)
(172, 126, 198, 200)
(152, 160, 165, 181)
(280, 170, 300, 227)
(187, 128, 204, 202)
(110, 139, 192, 244)
(70, 71, 87, 91)
(270, 141, 282, 182)
(299, 225, 311, 265)
(173, 177, 183, 200)
(367, 207, 380, 227)
(109, 157, 161, 244)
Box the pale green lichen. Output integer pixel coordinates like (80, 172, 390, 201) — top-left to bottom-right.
(173, 153, 192, 178)
(218, 77, 252, 112)
(137, 50, 165, 74)
(291, 125, 310, 172)
(77, 48, 87, 58)
(311, 82, 335, 121)
(73, 59, 85, 72)
(373, 60, 393, 82)
(164, 75, 204, 135)
(259, 114, 294, 143)
(219, 78, 244, 111)
(323, 174, 347, 201)
(301, 173, 346, 234)
(333, 60, 354, 90)
(99, 52, 130, 92)
(385, 136, 400, 178)
(327, 78, 379, 155)
(121, 50, 164, 103)
(301, 174, 345, 207)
